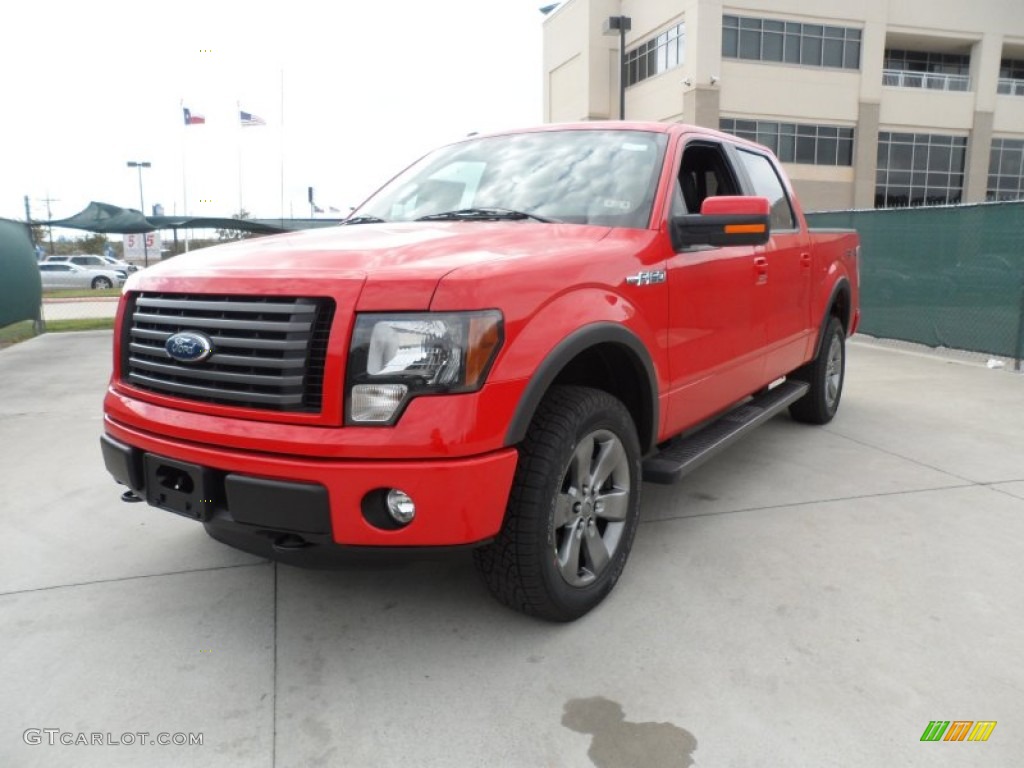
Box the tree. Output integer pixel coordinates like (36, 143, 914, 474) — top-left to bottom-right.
(78, 233, 109, 255)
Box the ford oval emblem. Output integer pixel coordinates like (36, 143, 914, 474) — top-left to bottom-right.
(165, 331, 214, 363)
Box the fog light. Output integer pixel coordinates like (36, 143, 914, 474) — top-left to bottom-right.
(350, 383, 408, 423)
(386, 489, 416, 525)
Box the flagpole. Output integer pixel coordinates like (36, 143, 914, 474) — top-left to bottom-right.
(181, 99, 190, 253)
(237, 101, 244, 215)
(279, 68, 285, 225)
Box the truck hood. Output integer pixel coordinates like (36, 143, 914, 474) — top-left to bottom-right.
(128, 221, 613, 309)
(132, 222, 613, 278)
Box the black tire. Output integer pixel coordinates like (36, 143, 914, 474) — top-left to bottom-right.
(91, 276, 113, 290)
(474, 385, 642, 621)
(789, 315, 846, 424)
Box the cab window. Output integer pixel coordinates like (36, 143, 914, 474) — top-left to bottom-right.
(735, 149, 797, 231)
(671, 142, 741, 216)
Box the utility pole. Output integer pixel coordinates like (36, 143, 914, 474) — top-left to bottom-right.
(39, 193, 59, 255)
(26, 194, 45, 333)
(23, 196, 32, 246)
(24, 196, 39, 259)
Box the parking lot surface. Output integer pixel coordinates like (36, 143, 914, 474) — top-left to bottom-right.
(1, 330, 1022, 767)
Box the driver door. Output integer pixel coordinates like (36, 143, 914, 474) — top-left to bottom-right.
(662, 138, 768, 436)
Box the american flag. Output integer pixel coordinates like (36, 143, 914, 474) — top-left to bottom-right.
(240, 110, 267, 127)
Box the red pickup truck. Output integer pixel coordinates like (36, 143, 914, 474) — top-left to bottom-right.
(101, 122, 859, 621)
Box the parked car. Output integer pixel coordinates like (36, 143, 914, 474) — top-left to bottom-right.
(46, 254, 132, 278)
(38, 262, 126, 290)
(101, 256, 141, 274)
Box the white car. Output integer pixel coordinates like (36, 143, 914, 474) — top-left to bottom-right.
(46, 254, 135, 277)
(100, 256, 141, 274)
(38, 262, 126, 290)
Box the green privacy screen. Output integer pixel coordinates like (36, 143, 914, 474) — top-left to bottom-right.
(806, 202, 1024, 358)
(0, 218, 41, 329)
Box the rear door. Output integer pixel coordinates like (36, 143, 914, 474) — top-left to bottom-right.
(732, 148, 811, 378)
(662, 138, 768, 436)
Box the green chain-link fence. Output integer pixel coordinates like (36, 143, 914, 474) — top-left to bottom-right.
(807, 201, 1024, 364)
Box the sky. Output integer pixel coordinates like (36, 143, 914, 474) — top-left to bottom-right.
(0, 0, 549, 227)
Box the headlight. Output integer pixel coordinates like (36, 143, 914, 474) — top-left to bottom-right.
(346, 311, 503, 424)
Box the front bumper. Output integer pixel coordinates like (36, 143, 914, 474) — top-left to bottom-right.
(101, 418, 519, 559)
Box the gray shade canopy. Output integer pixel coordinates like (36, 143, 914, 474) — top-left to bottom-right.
(36, 201, 342, 235)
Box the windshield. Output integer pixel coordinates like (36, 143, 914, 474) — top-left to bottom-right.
(353, 130, 669, 229)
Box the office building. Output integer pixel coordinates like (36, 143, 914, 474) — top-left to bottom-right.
(543, 0, 1024, 209)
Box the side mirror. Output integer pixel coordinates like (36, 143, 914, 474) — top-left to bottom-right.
(670, 195, 771, 249)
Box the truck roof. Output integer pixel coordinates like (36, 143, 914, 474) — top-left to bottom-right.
(469, 120, 773, 156)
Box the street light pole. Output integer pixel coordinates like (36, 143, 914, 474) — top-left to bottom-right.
(603, 15, 632, 120)
(127, 161, 152, 266)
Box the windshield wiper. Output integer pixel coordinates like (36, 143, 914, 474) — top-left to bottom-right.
(416, 207, 559, 223)
(340, 215, 387, 225)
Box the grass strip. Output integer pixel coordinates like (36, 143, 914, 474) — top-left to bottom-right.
(0, 320, 38, 346)
(43, 288, 122, 299)
(46, 318, 115, 332)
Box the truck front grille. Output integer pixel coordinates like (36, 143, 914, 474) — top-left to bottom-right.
(122, 292, 335, 412)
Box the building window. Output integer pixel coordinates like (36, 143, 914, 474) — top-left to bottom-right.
(882, 49, 971, 91)
(719, 119, 854, 166)
(625, 23, 685, 87)
(875, 132, 967, 208)
(722, 15, 860, 70)
(997, 58, 1024, 96)
(988, 138, 1024, 201)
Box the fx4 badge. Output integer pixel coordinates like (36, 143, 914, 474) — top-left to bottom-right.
(625, 270, 666, 286)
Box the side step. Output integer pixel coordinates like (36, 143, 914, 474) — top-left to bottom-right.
(642, 380, 809, 484)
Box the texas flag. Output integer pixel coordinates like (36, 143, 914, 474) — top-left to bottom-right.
(183, 107, 206, 125)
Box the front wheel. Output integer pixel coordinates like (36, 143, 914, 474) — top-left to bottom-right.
(91, 276, 113, 290)
(473, 386, 642, 621)
(789, 315, 846, 424)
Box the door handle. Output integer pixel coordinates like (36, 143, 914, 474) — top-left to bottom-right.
(800, 252, 812, 269)
(753, 255, 768, 285)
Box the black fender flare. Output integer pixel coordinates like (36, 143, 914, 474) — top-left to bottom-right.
(813, 278, 852, 358)
(503, 322, 660, 454)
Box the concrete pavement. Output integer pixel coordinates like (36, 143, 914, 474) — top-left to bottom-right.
(1, 331, 1022, 767)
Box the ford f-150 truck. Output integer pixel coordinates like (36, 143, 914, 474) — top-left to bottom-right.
(101, 122, 859, 621)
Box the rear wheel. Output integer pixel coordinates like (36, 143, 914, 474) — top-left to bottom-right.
(91, 276, 113, 290)
(789, 315, 846, 424)
(474, 385, 642, 621)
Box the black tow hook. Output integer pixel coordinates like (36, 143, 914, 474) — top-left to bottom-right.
(121, 490, 144, 503)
